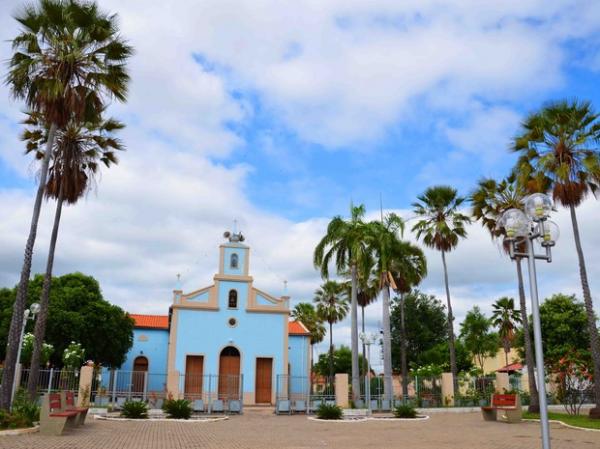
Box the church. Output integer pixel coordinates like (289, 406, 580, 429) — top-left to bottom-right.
(118, 230, 312, 405)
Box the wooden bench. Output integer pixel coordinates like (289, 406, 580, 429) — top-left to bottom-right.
(63, 391, 89, 425)
(481, 394, 522, 423)
(40, 393, 80, 436)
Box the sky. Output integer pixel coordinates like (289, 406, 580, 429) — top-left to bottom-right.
(1, 0, 600, 370)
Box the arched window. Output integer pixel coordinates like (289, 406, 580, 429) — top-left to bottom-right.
(230, 253, 239, 269)
(228, 289, 238, 308)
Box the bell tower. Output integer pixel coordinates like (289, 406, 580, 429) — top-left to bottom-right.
(219, 228, 250, 277)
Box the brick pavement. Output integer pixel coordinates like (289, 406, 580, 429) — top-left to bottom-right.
(1, 409, 599, 449)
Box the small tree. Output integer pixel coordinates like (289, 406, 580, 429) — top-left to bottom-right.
(554, 352, 594, 416)
(62, 342, 84, 369)
(20, 333, 53, 367)
(459, 306, 498, 372)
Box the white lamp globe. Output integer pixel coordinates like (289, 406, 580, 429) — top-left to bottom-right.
(524, 193, 553, 221)
(29, 302, 41, 315)
(499, 208, 529, 240)
(541, 220, 560, 246)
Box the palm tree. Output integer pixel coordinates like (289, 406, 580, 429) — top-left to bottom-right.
(1, 0, 132, 409)
(412, 186, 470, 392)
(356, 270, 378, 376)
(314, 281, 349, 380)
(471, 176, 540, 412)
(389, 245, 427, 401)
(512, 99, 600, 418)
(491, 297, 522, 367)
(314, 204, 372, 401)
(24, 112, 125, 397)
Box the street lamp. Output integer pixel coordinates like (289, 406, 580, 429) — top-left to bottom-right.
(11, 302, 40, 408)
(359, 332, 377, 415)
(499, 193, 558, 449)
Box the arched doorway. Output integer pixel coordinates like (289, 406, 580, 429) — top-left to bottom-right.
(132, 356, 148, 394)
(218, 346, 240, 400)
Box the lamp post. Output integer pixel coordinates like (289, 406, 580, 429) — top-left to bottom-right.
(360, 332, 377, 415)
(499, 193, 559, 449)
(12, 302, 40, 408)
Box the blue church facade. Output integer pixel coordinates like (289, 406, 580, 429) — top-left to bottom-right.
(120, 231, 311, 405)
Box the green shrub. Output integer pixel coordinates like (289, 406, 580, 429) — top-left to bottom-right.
(394, 404, 417, 419)
(121, 400, 149, 419)
(162, 399, 192, 419)
(13, 389, 40, 425)
(316, 403, 343, 420)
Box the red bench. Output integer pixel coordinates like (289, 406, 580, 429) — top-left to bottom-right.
(481, 394, 522, 423)
(64, 391, 89, 425)
(40, 393, 80, 435)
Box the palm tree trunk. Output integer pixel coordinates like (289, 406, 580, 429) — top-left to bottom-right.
(0, 124, 56, 410)
(361, 305, 366, 377)
(381, 282, 393, 402)
(329, 321, 334, 381)
(400, 292, 409, 401)
(27, 192, 64, 398)
(568, 205, 600, 418)
(516, 258, 539, 413)
(440, 250, 457, 394)
(350, 263, 360, 402)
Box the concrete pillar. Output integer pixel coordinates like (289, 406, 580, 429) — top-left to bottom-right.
(77, 366, 94, 407)
(441, 372, 454, 406)
(335, 373, 349, 408)
(167, 370, 181, 399)
(496, 372, 509, 393)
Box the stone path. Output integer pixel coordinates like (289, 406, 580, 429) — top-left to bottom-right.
(2, 409, 599, 449)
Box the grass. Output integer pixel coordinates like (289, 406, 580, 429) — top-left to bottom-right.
(523, 411, 600, 430)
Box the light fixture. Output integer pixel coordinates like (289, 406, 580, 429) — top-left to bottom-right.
(524, 193, 553, 221)
(29, 302, 41, 315)
(541, 220, 560, 247)
(499, 208, 529, 240)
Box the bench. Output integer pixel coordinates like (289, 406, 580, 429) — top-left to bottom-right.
(481, 394, 522, 423)
(64, 391, 89, 425)
(40, 393, 80, 436)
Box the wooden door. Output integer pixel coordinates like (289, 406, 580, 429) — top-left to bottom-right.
(184, 355, 204, 398)
(255, 358, 273, 404)
(132, 356, 148, 393)
(218, 347, 240, 399)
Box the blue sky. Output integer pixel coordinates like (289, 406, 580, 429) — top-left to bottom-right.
(1, 0, 600, 364)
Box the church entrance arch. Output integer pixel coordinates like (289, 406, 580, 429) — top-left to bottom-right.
(218, 346, 240, 400)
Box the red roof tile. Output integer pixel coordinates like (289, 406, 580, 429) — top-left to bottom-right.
(288, 320, 310, 336)
(497, 362, 523, 373)
(130, 314, 169, 330)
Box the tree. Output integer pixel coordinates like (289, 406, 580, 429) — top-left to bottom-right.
(0, 273, 134, 368)
(313, 346, 368, 377)
(1, 0, 132, 409)
(471, 176, 540, 412)
(20, 333, 53, 367)
(291, 302, 326, 373)
(459, 307, 498, 373)
(314, 204, 372, 400)
(412, 186, 470, 392)
(24, 112, 125, 397)
(390, 290, 447, 369)
(512, 99, 600, 417)
(418, 340, 473, 374)
(538, 294, 591, 366)
(491, 297, 521, 367)
(355, 269, 378, 375)
(313, 281, 349, 380)
(389, 245, 427, 400)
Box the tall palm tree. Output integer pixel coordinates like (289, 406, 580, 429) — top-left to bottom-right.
(412, 186, 470, 392)
(390, 246, 427, 401)
(471, 176, 540, 412)
(356, 270, 378, 376)
(314, 281, 349, 380)
(512, 99, 600, 418)
(491, 297, 522, 367)
(1, 0, 132, 409)
(24, 112, 125, 397)
(314, 204, 372, 401)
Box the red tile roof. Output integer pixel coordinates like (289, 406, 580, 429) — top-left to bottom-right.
(130, 314, 169, 330)
(288, 320, 310, 336)
(497, 362, 523, 373)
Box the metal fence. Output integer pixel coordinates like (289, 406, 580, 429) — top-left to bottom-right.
(275, 375, 332, 414)
(455, 376, 496, 407)
(178, 373, 244, 413)
(18, 368, 80, 394)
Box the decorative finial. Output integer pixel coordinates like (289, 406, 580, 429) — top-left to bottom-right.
(283, 280, 288, 292)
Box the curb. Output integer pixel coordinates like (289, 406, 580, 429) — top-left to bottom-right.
(0, 425, 39, 436)
(523, 418, 600, 433)
(94, 415, 229, 423)
(308, 415, 430, 423)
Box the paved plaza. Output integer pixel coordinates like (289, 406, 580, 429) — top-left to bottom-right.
(2, 409, 599, 449)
